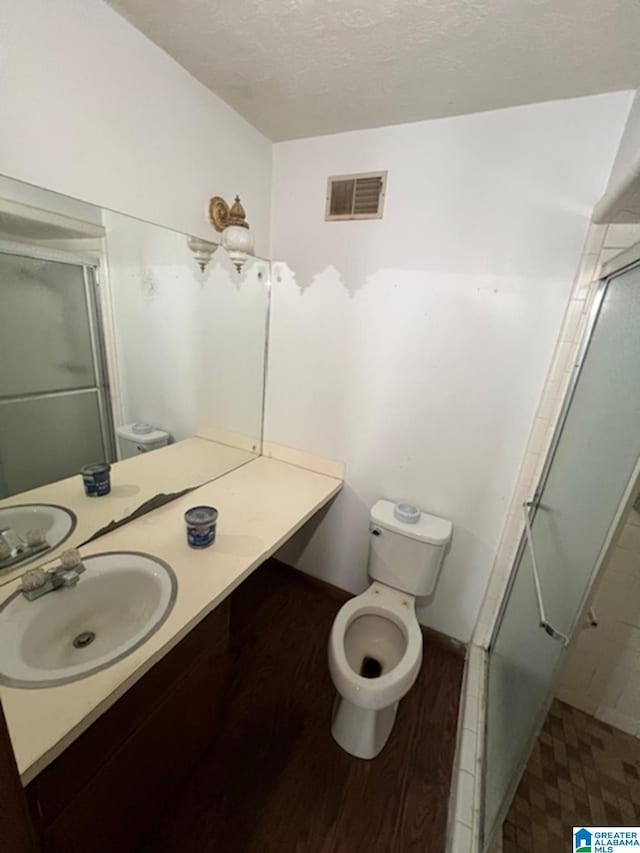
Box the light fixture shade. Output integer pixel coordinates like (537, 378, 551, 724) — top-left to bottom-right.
(221, 223, 254, 272)
(187, 236, 218, 272)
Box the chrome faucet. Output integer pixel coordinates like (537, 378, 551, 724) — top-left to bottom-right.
(20, 550, 86, 601)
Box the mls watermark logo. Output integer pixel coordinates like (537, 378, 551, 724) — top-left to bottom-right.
(574, 827, 640, 851)
(575, 828, 592, 852)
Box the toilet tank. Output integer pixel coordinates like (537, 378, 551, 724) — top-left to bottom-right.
(116, 423, 170, 460)
(367, 499, 453, 597)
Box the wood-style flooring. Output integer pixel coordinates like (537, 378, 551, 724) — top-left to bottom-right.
(141, 561, 464, 853)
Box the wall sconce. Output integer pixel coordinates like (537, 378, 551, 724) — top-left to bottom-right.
(208, 195, 254, 272)
(187, 236, 218, 272)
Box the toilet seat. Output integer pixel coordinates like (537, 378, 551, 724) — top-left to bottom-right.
(328, 582, 423, 711)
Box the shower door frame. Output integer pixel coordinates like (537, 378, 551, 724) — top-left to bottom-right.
(482, 240, 640, 849)
(0, 240, 117, 495)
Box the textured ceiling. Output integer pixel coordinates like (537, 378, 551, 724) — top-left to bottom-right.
(107, 0, 640, 141)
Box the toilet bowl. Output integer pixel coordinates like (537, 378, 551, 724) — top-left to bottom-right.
(328, 499, 452, 759)
(328, 582, 423, 759)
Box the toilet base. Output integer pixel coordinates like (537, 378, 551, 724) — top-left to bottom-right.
(331, 694, 399, 759)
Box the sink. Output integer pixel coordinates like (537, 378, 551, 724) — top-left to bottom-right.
(0, 504, 77, 571)
(0, 551, 177, 688)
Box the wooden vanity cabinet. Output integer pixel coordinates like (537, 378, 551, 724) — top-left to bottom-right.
(26, 600, 230, 853)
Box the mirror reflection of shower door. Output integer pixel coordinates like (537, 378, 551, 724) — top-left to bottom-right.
(483, 257, 640, 846)
(0, 250, 115, 498)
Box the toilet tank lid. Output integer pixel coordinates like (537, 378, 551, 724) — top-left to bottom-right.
(370, 499, 452, 545)
(116, 423, 169, 444)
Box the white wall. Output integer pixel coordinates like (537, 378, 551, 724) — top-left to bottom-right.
(605, 91, 640, 196)
(196, 254, 269, 450)
(104, 211, 201, 442)
(268, 93, 632, 642)
(0, 0, 271, 253)
(594, 90, 640, 223)
(104, 211, 269, 448)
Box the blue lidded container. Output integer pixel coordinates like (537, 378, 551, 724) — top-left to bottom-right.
(81, 462, 111, 497)
(185, 506, 218, 549)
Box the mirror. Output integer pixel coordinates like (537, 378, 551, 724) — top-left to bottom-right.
(0, 175, 270, 583)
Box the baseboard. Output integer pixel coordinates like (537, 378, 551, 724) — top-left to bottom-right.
(267, 558, 466, 656)
(422, 625, 467, 658)
(266, 558, 351, 604)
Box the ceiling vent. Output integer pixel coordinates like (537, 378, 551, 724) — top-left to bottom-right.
(325, 171, 387, 221)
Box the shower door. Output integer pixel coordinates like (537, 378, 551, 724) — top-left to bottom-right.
(0, 248, 115, 498)
(483, 254, 640, 845)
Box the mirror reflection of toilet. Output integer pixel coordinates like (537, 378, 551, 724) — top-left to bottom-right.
(328, 499, 453, 759)
(116, 423, 170, 459)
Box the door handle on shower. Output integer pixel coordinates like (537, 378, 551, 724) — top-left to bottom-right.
(522, 501, 570, 647)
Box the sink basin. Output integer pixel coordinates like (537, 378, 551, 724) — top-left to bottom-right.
(0, 551, 177, 688)
(0, 504, 77, 571)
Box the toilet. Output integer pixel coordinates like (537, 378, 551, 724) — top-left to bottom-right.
(116, 422, 170, 459)
(328, 499, 452, 759)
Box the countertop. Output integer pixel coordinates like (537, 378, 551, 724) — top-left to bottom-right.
(0, 437, 256, 584)
(0, 455, 342, 784)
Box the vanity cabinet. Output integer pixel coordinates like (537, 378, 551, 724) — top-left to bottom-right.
(26, 600, 229, 853)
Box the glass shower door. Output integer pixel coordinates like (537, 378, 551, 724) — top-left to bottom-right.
(483, 258, 640, 844)
(0, 250, 115, 497)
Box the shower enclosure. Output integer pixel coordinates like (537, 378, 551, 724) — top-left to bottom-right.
(482, 248, 640, 844)
(0, 246, 115, 498)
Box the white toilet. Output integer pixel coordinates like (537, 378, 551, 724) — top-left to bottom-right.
(328, 499, 452, 759)
(116, 422, 170, 460)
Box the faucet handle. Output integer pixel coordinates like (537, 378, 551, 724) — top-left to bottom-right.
(59, 550, 85, 576)
(21, 568, 48, 592)
(60, 549, 82, 569)
(25, 528, 47, 547)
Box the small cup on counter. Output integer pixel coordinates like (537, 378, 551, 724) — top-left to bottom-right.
(81, 462, 111, 497)
(184, 506, 218, 549)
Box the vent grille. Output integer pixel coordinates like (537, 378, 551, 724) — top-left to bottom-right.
(325, 172, 387, 221)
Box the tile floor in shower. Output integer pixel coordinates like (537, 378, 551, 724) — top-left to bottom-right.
(503, 699, 640, 852)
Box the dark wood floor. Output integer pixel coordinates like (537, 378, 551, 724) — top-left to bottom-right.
(141, 561, 464, 853)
